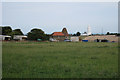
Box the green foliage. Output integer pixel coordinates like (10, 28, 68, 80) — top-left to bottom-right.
(72, 34, 76, 36)
(76, 32, 81, 36)
(0, 26, 24, 39)
(73, 32, 81, 36)
(0, 27, 2, 35)
(106, 32, 110, 35)
(12, 29, 23, 35)
(44, 34, 50, 40)
(1, 26, 12, 35)
(106, 32, 120, 36)
(2, 42, 118, 78)
(27, 28, 49, 41)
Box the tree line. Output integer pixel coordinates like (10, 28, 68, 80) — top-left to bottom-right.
(0, 26, 82, 41)
(0, 26, 119, 41)
(0, 26, 50, 41)
(106, 32, 120, 36)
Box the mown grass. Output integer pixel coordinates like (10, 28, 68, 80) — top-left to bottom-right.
(2, 41, 118, 78)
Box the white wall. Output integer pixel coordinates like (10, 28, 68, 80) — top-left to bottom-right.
(70, 36, 79, 42)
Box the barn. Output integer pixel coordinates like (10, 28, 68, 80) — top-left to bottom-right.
(51, 32, 66, 41)
(50, 28, 69, 41)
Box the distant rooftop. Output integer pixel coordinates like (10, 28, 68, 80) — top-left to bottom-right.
(52, 32, 65, 36)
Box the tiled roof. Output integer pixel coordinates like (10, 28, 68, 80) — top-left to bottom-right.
(52, 32, 65, 36)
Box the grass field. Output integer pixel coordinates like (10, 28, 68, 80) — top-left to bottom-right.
(2, 41, 118, 78)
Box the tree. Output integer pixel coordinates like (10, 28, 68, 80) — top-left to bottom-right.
(27, 28, 48, 41)
(73, 34, 76, 36)
(1, 26, 12, 35)
(72, 32, 81, 36)
(84, 32, 87, 34)
(76, 32, 81, 36)
(44, 34, 50, 40)
(0, 27, 2, 35)
(106, 32, 110, 35)
(12, 29, 23, 35)
(62, 28, 68, 36)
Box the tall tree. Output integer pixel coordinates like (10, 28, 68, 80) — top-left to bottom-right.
(27, 28, 48, 41)
(62, 28, 68, 36)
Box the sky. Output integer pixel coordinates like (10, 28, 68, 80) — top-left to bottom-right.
(1, 0, 119, 2)
(2, 2, 118, 34)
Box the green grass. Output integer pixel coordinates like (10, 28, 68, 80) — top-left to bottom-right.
(2, 41, 118, 78)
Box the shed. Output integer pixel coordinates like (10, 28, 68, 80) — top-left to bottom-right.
(0, 35, 11, 41)
(13, 35, 27, 41)
(70, 36, 80, 42)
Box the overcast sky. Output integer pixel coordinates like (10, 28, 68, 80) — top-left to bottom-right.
(2, 2, 118, 34)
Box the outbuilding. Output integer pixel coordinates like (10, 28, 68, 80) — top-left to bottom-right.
(70, 36, 80, 42)
(83, 35, 118, 42)
(0, 35, 11, 41)
(13, 35, 27, 41)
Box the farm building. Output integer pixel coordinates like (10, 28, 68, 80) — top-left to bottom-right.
(50, 28, 69, 41)
(70, 36, 81, 42)
(0, 35, 11, 41)
(51, 32, 66, 41)
(82, 35, 119, 42)
(49, 38, 59, 42)
(13, 35, 27, 41)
